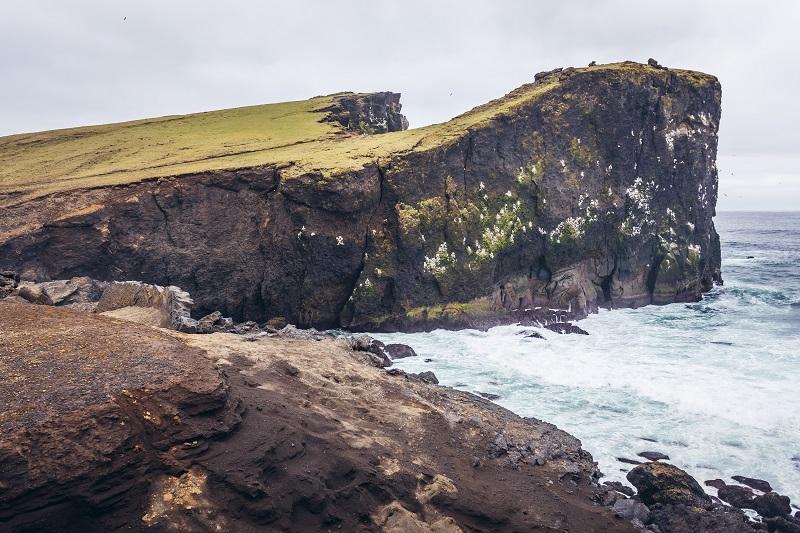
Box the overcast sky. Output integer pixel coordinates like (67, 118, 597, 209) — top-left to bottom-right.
(2, 1, 798, 210)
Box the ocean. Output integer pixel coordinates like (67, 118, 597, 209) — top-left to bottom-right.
(375, 211, 800, 501)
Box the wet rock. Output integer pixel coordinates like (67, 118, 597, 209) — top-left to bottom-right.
(518, 329, 545, 339)
(384, 343, 417, 359)
(544, 322, 589, 335)
(626, 462, 710, 507)
(603, 480, 635, 497)
(717, 484, 755, 509)
(731, 475, 772, 493)
(647, 503, 753, 533)
(763, 516, 800, 533)
(753, 491, 791, 518)
(613, 498, 650, 523)
(412, 371, 439, 385)
(618, 457, 643, 465)
(476, 392, 500, 400)
(704, 479, 727, 490)
(638, 451, 670, 461)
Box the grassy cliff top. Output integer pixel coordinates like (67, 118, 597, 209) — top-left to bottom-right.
(0, 62, 716, 203)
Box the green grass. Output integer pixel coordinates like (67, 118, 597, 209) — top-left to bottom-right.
(0, 62, 717, 205)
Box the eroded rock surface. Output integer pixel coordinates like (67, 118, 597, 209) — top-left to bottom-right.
(0, 301, 637, 532)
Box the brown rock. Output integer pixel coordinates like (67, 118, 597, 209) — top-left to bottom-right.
(626, 462, 710, 507)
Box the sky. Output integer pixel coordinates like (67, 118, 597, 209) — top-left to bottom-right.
(1, 0, 798, 210)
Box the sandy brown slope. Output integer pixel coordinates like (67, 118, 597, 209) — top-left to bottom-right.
(0, 301, 635, 531)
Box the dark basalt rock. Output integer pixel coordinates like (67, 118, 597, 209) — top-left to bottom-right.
(320, 91, 409, 134)
(0, 63, 723, 332)
(717, 484, 756, 509)
(731, 475, 772, 493)
(618, 457, 643, 465)
(412, 371, 439, 384)
(753, 492, 792, 518)
(612, 498, 650, 524)
(476, 392, 501, 400)
(638, 451, 670, 461)
(626, 462, 710, 507)
(704, 478, 727, 490)
(763, 516, 800, 533)
(384, 343, 418, 359)
(544, 322, 589, 335)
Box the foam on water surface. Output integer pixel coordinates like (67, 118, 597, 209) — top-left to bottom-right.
(375, 212, 800, 501)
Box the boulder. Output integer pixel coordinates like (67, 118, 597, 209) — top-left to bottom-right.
(763, 516, 800, 533)
(647, 503, 753, 533)
(638, 451, 670, 461)
(413, 371, 439, 385)
(626, 462, 710, 507)
(618, 457, 643, 465)
(348, 335, 391, 367)
(717, 484, 755, 509)
(544, 322, 589, 335)
(731, 475, 772, 493)
(704, 479, 727, 490)
(753, 492, 791, 518)
(613, 498, 650, 523)
(384, 343, 417, 359)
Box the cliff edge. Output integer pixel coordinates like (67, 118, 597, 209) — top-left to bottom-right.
(0, 61, 722, 330)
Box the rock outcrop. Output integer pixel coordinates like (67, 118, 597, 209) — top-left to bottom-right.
(0, 301, 636, 532)
(0, 61, 722, 330)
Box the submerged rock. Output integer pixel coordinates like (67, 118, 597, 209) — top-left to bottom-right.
(637, 451, 670, 461)
(544, 322, 589, 335)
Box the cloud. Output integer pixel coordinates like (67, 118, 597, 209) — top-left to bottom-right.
(1, 0, 797, 209)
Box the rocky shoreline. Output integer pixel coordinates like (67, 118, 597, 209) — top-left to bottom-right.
(3, 277, 799, 531)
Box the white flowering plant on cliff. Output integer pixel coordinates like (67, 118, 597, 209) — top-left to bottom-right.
(423, 242, 456, 276)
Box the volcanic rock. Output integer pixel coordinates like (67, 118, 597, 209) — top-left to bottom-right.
(638, 451, 670, 461)
(384, 343, 418, 359)
(0, 62, 723, 332)
(753, 492, 791, 518)
(544, 322, 589, 335)
(731, 475, 772, 493)
(626, 462, 710, 507)
(717, 484, 756, 509)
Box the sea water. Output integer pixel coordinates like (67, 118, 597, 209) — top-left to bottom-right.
(375, 212, 800, 501)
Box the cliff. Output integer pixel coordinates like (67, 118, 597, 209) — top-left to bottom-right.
(0, 61, 722, 330)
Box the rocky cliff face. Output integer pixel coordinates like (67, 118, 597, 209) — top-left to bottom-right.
(0, 62, 722, 330)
